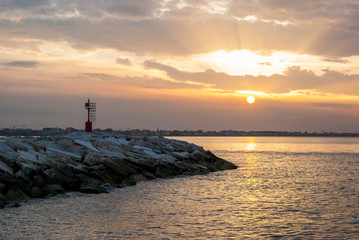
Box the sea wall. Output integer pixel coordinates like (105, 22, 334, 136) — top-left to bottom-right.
(0, 132, 237, 207)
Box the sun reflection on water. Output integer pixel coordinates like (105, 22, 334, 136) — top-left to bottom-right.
(245, 137, 257, 151)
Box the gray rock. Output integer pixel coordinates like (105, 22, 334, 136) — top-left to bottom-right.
(80, 182, 107, 193)
(43, 184, 65, 195)
(100, 183, 114, 190)
(0, 183, 6, 194)
(130, 173, 147, 183)
(124, 151, 153, 163)
(31, 186, 46, 198)
(15, 170, 32, 183)
(87, 164, 106, 172)
(17, 150, 40, 165)
(66, 163, 90, 175)
(121, 177, 136, 186)
(141, 171, 156, 180)
(0, 142, 17, 155)
(159, 154, 177, 164)
(173, 161, 197, 171)
(42, 168, 76, 188)
(104, 149, 126, 159)
(5, 187, 29, 201)
(190, 150, 208, 161)
(0, 194, 6, 208)
(77, 174, 107, 194)
(6, 138, 35, 152)
(88, 164, 112, 181)
(83, 153, 102, 165)
(172, 151, 191, 159)
(15, 163, 40, 183)
(155, 164, 180, 178)
(102, 157, 137, 177)
(22, 140, 45, 152)
(0, 142, 18, 168)
(127, 159, 156, 173)
(20, 163, 39, 176)
(33, 175, 45, 187)
(0, 160, 14, 176)
(9, 203, 21, 208)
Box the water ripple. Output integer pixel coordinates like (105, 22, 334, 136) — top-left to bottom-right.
(0, 148, 358, 239)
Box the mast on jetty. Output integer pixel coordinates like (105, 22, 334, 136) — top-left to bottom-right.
(85, 98, 96, 132)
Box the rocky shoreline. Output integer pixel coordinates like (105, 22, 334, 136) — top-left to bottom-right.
(0, 132, 237, 208)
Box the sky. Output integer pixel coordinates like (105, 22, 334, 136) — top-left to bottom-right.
(1, 0, 359, 132)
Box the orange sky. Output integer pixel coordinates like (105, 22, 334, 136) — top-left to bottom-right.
(1, 0, 359, 131)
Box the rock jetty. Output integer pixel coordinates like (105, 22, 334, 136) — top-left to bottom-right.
(0, 132, 236, 207)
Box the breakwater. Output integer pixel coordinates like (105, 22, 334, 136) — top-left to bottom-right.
(0, 132, 236, 207)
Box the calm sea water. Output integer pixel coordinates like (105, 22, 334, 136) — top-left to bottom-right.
(1, 137, 358, 239)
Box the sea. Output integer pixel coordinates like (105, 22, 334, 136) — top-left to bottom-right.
(0, 136, 358, 239)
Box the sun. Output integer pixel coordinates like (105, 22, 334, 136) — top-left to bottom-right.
(247, 96, 255, 104)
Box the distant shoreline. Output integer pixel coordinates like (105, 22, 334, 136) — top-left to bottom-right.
(170, 135, 359, 138)
(1, 127, 359, 137)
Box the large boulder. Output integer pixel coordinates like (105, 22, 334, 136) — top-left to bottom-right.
(120, 173, 147, 186)
(130, 173, 147, 183)
(16, 151, 41, 166)
(42, 168, 77, 190)
(0, 160, 14, 177)
(102, 157, 138, 177)
(83, 152, 102, 166)
(6, 138, 34, 152)
(15, 163, 39, 183)
(0, 142, 18, 169)
(158, 154, 177, 164)
(190, 150, 209, 161)
(43, 184, 65, 195)
(0, 183, 6, 194)
(5, 187, 29, 201)
(87, 164, 111, 180)
(127, 159, 156, 173)
(33, 175, 45, 187)
(155, 164, 181, 178)
(76, 174, 107, 194)
(0, 194, 6, 208)
(22, 140, 45, 152)
(30, 186, 46, 198)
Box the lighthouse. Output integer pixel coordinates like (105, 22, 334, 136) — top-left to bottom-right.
(85, 98, 96, 132)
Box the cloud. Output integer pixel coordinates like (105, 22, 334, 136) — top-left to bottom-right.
(228, 0, 359, 25)
(102, 0, 159, 18)
(82, 72, 202, 90)
(310, 102, 358, 109)
(116, 57, 132, 66)
(144, 60, 359, 95)
(322, 58, 349, 64)
(258, 62, 272, 66)
(0, 79, 53, 89)
(82, 73, 119, 81)
(0, 0, 160, 19)
(0, 1, 358, 57)
(0, 0, 50, 9)
(1, 61, 39, 68)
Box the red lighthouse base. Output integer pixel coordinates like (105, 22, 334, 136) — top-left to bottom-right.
(85, 121, 92, 132)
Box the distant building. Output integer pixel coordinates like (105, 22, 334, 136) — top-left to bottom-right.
(42, 127, 63, 135)
(65, 127, 77, 133)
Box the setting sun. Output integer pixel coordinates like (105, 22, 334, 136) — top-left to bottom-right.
(247, 96, 256, 104)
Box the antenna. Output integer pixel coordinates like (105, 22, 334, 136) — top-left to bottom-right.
(85, 98, 96, 132)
